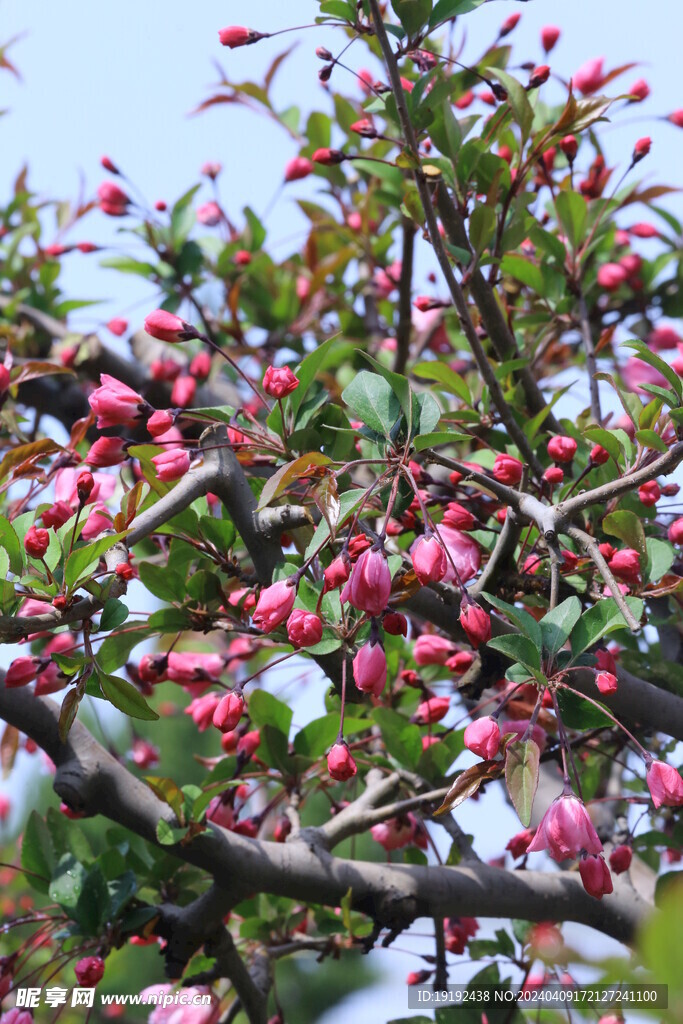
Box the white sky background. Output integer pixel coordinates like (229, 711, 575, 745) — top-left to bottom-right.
(1, 0, 682, 1019)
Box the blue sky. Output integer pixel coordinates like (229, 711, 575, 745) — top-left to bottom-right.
(1, 1, 680, 1019)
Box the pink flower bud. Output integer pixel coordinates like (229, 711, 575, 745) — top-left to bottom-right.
(76, 471, 94, 504)
(147, 409, 174, 438)
(608, 548, 641, 585)
(609, 844, 632, 874)
(595, 671, 618, 695)
(86, 437, 127, 468)
(190, 351, 212, 380)
(506, 827, 535, 859)
(352, 640, 387, 696)
(286, 608, 323, 647)
(547, 436, 578, 463)
(590, 444, 610, 465)
(218, 26, 261, 49)
(97, 180, 130, 216)
(459, 603, 491, 649)
(100, 155, 119, 174)
(213, 692, 245, 732)
(529, 65, 551, 89)
(629, 78, 650, 101)
(668, 517, 683, 545)
(196, 201, 222, 226)
(107, 317, 128, 336)
(341, 547, 392, 617)
(579, 854, 613, 899)
(370, 816, 415, 851)
(411, 535, 447, 585)
(89, 374, 145, 428)
(185, 693, 221, 732)
(646, 759, 683, 808)
(500, 12, 521, 36)
(24, 525, 49, 559)
(493, 453, 523, 485)
(5, 656, 41, 688)
(414, 634, 455, 666)
(42, 501, 74, 529)
(144, 309, 196, 344)
(75, 956, 105, 986)
(544, 466, 564, 485)
(638, 480, 660, 507)
(464, 716, 500, 759)
(237, 730, 261, 758)
(573, 57, 605, 96)
(633, 136, 651, 162)
(171, 374, 196, 408)
(647, 325, 681, 351)
(253, 579, 297, 633)
(284, 156, 314, 182)
(541, 26, 560, 52)
(312, 148, 346, 166)
(559, 135, 578, 161)
(323, 554, 350, 591)
(152, 448, 191, 482)
(446, 650, 474, 674)
(263, 365, 299, 399)
(416, 696, 450, 725)
(526, 794, 602, 861)
(442, 502, 476, 530)
(327, 742, 357, 781)
(383, 611, 407, 636)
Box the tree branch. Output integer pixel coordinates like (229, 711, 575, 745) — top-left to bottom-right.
(394, 217, 416, 375)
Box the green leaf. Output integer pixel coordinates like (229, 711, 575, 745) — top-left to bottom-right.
(100, 598, 129, 632)
(198, 515, 237, 552)
(555, 191, 588, 251)
(75, 867, 111, 935)
(248, 689, 292, 736)
(390, 0, 431, 36)
(64, 531, 129, 591)
(485, 68, 534, 142)
(412, 430, 471, 451)
(359, 352, 412, 427)
(293, 714, 369, 757)
(500, 255, 546, 295)
(138, 562, 186, 603)
(481, 593, 543, 650)
(623, 340, 683, 401)
(602, 509, 646, 558)
(540, 597, 581, 658)
(468, 203, 497, 257)
(413, 361, 472, 404)
(22, 811, 55, 893)
(645, 537, 675, 583)
(583, 426, 622, 465)
(49, 854, 86, 910)
(96, 622, 150, 673)
(634, 427, 669, 452)
(342, 371, 402, 438)
(570, 597, 644, 657)
(429, 100, 462, 162)
(487, 635, 542, 676)
(372, 707, 422, 769)
(556, 687, 613, 730)
(170, 184, 200, 247)
(505, 740, 540, 827)
(290, 335, 348, 420)
(0, 515, 22, 575)
(98, 673, 159, 721)
(429, 0, 486, 28)
(156, 820, 187, 846)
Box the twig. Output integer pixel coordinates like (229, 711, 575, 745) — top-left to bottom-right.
(566, 526, 640, 631)
(394, 218, 416, 374)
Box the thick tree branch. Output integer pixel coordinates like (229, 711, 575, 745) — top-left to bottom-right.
(394, 217, 416, 375)
(0, 687, 651, 945)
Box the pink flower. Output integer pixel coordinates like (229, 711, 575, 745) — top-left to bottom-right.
(252, 579, 296, 633)
(506, 828, 535, 858)
(621, 356, 669, 395)
(541, 25, 560, 52)
(218, 26, 259, 49)
(0, 794, 10, 821)
(416, 696, 450, 725)
(89, 374, 145, 428)
(263, 365, 299, 399)
(352, 640, 387, 696)
(638, 480, 660, 507)
(647, 325, 681, 351)
(147, 410, 175, 438)
(547, 436, 577, 463)
(414, 634, 455, 666)
(560, 135, 578, 161)
(213, 692, 244, 732)
(24, 525, 49, 559)
(609, 844, 632, 874)
(439, 525, 481, 584)
(370, 817, 415, 851)
(185, 693, 221, 732)
(629, 78, 650, 101)
(464, 717, 500, 759)
(327, 742, 357, 781)
(323, 554, 350, 591)
(237, 730, 261, 758)
(152, 448, 191, 482)
(500, 719, 547, 752)
(144, 309, 196, 344)
(196, 201, 222, 226)
(442, 502, 476, 530)
(107, 317, 128, 336)
(668, 518, 683, 544)
(97, 180, 130, 216)
(284, 156, 314, 182)
(201, 161, 222, 179)
(143, 984, 220, 1024)
(646, 759, 683, 808)
(167, 651, 224, 686)
(287, 609, 323, 647)
(597, 263, 628, 291)
(579, 854, 613, 899)
(595, 671, 618, 695)
(86, 437, 127, 467)
(0, 1010, 34, 1024)
(493, 453, 523, 484)
(342, 547, 392, 616)
(411, 535, 447, 585)
(459, 603, 491, 649)
(633, 136, 651, 161)
(74, 956, 105, 986)
(5, 656, 41, 688)
(608, 548, 640, 584)
(573, 57, 605, 95)
(526, 794, 602, 861)
(171, 374, 196, 407)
